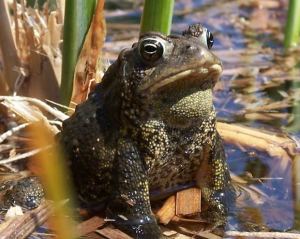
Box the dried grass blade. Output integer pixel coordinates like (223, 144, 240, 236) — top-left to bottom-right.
(0, 123, 30, 144)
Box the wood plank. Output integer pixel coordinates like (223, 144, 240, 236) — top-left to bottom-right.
(175, 188, 201, 216)
(156, 195, 176, 225)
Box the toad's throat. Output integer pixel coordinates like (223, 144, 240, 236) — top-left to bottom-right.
(141, 64, 222, 93)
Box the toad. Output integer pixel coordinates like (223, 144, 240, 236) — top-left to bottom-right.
(59, 23, 234, 238)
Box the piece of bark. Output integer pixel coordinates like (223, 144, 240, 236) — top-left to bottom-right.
(156, 195, 176, 225)
(0, 200, 52, 239)
(86, 232, 106, 239)
(77, 216, 105, 236)
(96, 226, 133, 239)
(175, 188, 201, 216)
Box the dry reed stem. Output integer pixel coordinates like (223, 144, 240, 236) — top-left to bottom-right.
(0, 96, 68, 121)
(6, 1, 63, 101)
(245, 112, 289, 121)
(0, 146, 51, 165)
(0, 0, 22, 92)
(217, 122, 296, 168)
(226, 230, 300, 238)
(0, 122, 30, 144)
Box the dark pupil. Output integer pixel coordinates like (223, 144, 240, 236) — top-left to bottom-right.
(140, 40, 163, 62)
(144, 43, 157, 54)
(206, 31, 214, 49)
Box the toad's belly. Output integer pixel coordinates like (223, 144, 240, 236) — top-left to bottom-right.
(148, 152, 203, 199)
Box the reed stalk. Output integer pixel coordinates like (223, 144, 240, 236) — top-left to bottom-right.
(140, 0, 174, 35)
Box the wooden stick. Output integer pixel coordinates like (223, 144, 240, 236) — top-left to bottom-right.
(96, 227, 133, 239)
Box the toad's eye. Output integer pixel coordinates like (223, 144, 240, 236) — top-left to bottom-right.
(139, 38, 164, 62)
(206, 30, 214, 49)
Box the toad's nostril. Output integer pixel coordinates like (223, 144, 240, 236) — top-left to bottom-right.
(186, 45, 197, 53)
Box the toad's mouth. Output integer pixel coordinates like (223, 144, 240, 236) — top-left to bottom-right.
(139, 64, 222, 94)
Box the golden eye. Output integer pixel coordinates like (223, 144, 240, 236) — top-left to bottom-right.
(139, 38, 164, 62)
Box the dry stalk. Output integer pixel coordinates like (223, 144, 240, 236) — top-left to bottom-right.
(4, 0, 63, 101)
(217, 122, 296, 169)
(225, 230, 300, 238)
(0, 0, 22, 92)
(0, 96, 68, 121)
(0, 146, 51, 165)
(0, 123, 30, 144)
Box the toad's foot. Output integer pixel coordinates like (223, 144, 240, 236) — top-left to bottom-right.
(106, 207, 164, 238)
(1, 176, 44, 210)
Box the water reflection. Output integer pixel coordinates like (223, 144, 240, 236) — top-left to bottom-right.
(226, 144, 294, 231)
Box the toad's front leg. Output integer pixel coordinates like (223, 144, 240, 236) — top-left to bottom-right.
(197, 133, 235, 230)
(106, 138, 162, 239)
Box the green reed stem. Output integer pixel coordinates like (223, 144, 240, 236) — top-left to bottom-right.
(284, 0, 300, 48)
(60, 0, 97, 105)
(140, 0, 174, 35)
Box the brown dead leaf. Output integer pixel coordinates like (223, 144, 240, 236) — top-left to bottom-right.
(70, 0, 106, 107)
